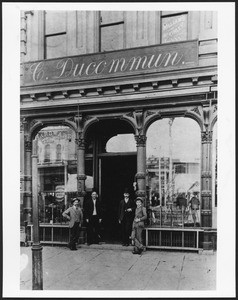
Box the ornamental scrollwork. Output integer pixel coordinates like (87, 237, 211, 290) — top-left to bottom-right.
(201, 131, 212, 143)
(75, 138, 86, 150)
(191, 107, 201, 116)
(134, 135, 147, 147)
(24, 136, 32, 152)
(145, 110, 156, 118)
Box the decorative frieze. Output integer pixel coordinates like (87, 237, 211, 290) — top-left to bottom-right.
(201, 131, 212, 143)
(134, 135, 147, 147)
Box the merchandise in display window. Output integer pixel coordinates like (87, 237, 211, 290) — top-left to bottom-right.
(35, 126, 78, 225)
(146, 118, 201, 228)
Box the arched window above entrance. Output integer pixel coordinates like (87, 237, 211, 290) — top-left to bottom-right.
(106, 134, 136, 152)
(146, 117, 201, 228)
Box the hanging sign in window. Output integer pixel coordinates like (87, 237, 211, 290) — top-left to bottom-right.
(55, 185, 65, 201)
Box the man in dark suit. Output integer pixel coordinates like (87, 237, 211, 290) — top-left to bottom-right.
(84, 190, 102, 245)
(118, 188, 135, 246)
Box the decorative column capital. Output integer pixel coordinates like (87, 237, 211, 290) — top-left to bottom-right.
(135, 172, 146, 179)
(201, 131, 212, 144)
(24, 136, 32, 152)
(75, 138, 86, 150)
(134, 135, 147, 147)
(77, 174, 87, 181)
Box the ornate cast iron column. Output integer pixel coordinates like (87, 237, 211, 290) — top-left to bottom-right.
(24, 134, 32, 223)
(74, 114, 87, 206)
(75, 134, 87, 206)
(200, 105, 213, 250)
(31, 139, 43, 290)
(134, 134, 147, 203)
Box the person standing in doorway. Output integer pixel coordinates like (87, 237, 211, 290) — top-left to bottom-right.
(131, 197, 147, 254)
(84, 190, 102, 245)
(118, 188, 135, 246)
(62, 198, 83, 251)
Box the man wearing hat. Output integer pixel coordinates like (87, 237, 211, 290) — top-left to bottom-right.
(131, 197, 147, 254)
(62, 198, 83, 250)
(118, 188, 135, 246)
(84, 189, 102, 245)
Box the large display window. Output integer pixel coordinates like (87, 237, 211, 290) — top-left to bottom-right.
(146, 118, 201, 228)
(36, 126, 77, 225)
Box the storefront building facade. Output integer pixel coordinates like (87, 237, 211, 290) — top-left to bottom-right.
(20, 10, 217, 250)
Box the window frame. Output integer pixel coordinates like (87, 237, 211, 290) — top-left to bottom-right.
(160, 11, 189, 44)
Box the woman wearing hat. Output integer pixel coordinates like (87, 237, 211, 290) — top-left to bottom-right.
(131, 197, 147, 254)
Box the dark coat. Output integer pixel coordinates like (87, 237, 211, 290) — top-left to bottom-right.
(84, 198, 102, 219)
(118, 198, 135, 222)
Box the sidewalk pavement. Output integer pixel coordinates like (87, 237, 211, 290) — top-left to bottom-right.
(20, 244, 216, 290)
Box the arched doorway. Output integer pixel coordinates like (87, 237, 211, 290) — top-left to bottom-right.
(85, 119, 136, 243)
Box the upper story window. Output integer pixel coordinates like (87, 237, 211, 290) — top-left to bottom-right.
(56, 144, 62, 161)
(44, 10, 67, 59)
(44, 144, 51, 162)
(161, 11, 188, 44)
(99, 11, 125, 52)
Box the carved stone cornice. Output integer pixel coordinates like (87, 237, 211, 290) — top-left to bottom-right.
(201, 131, 212, 144)
(75, 138, 86, 150)
(134, 134, 147, 147)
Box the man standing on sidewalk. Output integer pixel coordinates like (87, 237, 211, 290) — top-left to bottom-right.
(62, 198, 83, 250)
(118, 188, 135, 246)
(84, 190, 102, 245)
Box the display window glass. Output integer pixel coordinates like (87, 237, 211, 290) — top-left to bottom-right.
(35, 126, 77, 224)
(146, 118, 201, 228)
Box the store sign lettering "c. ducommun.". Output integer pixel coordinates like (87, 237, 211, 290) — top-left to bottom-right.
(21, 40, 198, 87)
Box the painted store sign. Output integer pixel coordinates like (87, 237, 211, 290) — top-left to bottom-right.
(22, 40, 198, 87)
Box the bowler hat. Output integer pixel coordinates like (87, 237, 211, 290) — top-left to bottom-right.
(124, 188, 130, 194)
